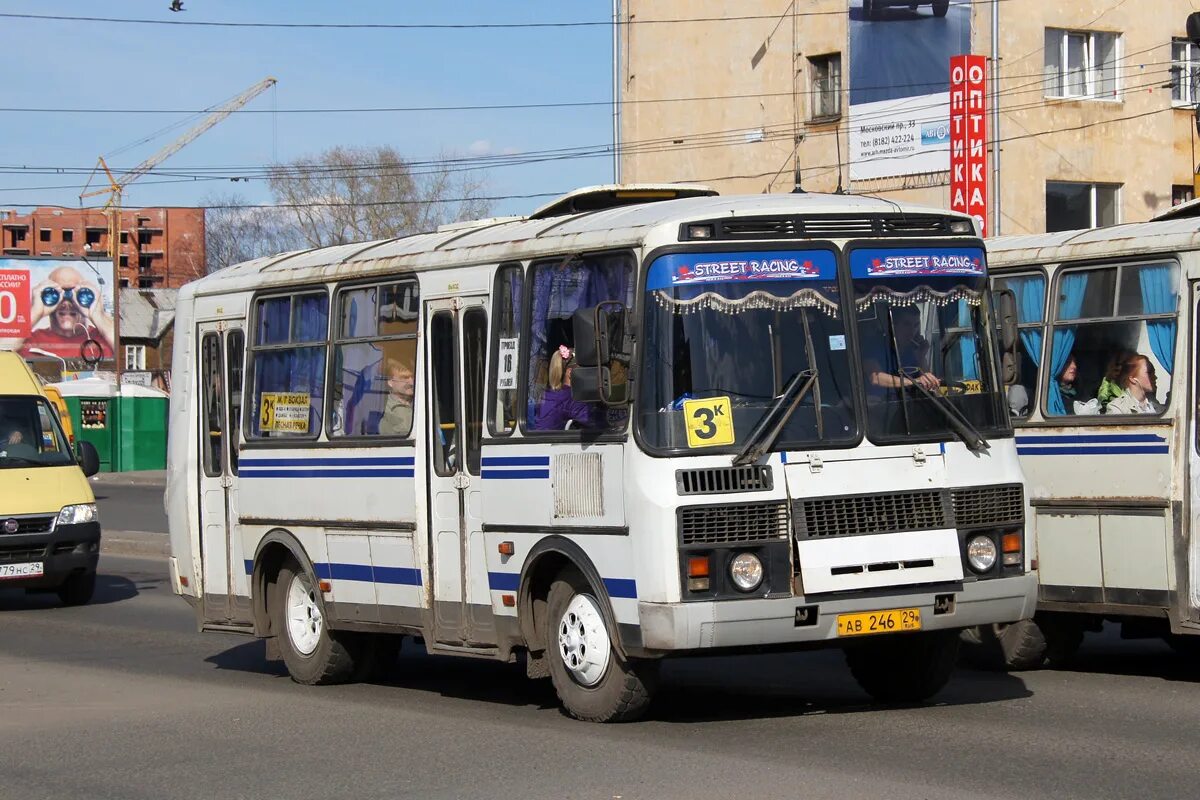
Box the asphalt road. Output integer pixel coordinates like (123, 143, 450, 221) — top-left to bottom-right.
(92, 482, 168, 533)
(848, 0, 972, 106)
(2, 554, 1200, 800)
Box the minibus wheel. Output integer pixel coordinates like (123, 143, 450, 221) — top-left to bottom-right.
(272, 556, 363, 685)
(844, 630, 960, 703)
(544, 568, 656, 722)
(56, 571, 95, 606)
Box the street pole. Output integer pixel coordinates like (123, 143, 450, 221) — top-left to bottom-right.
(991, 0, 1001, 237)
(109, 193, 122, 386)
(612, 0, 621, 184)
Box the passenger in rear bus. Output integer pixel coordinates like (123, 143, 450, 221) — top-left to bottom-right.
(1104, 354, 1160, 415)
(1096, 349, 1134, 411)
(1056, 355, 1078, 413)
(378, 357, 415, 436)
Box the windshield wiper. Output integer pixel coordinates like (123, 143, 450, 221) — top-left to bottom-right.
(898, 367, 990, 453)
(732, 368, 819, 466)
(0, 456, 44, 467)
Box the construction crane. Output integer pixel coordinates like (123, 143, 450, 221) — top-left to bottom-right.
(79, 76, 276, 376)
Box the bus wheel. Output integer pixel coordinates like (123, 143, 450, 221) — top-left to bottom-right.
(545, 569, 656, 722)
(272, 557, 363, 685)
(845, 630, 960, 703)
(961, 620, 1047, 671)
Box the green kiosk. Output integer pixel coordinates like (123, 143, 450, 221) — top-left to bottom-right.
(53, 378, 168, 473)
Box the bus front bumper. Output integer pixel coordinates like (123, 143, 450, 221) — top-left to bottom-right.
(635, 573, 1037, 652)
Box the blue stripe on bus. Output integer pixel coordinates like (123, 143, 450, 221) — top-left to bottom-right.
(241, 560, 421, 586)
(603, 578, 638, 599)
(1017, 446, 1169, 456)
(481, 456, 550, 466)
(239, 456, 415, 467)
(313, 562, 422, 585)
(239, 468, 415, 478)
(481, 469, 551, 480)
(1015, 434, 1165, 445)
(488, 572, 520, 591)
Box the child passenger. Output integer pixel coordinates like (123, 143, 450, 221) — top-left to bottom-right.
(533, 345, 599, 430)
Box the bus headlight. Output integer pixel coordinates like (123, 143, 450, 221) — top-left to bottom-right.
(966, 535, 997, 573)
(729, 552, 764, 592)
(57, 503, 97, 526)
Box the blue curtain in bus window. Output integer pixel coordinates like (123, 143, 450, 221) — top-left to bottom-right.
(1048, 272, 1088, 415)
(956, 300, 979, 380)
(1138, 264, 1176, 374)
(257, 297, 291, 344)
(1009, 274, 1045, 367)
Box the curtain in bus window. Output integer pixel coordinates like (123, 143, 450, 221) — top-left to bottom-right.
(1048, 272, 1089, 415)
(956, 299, 979, 380)
(1009, 274, 1045, 366)
(257, 297, 291, 344)
(1138, 264, 1176, 374)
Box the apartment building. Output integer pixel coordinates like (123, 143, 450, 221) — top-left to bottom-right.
(0, 206, 205, 288)
(618, 1, 1200, 234)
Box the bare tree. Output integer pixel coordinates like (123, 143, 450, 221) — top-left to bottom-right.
(266, 145, 491, 248)
(202, 192, 304, 273)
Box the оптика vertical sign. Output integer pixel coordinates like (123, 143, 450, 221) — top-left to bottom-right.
(950, 54, 988, 236)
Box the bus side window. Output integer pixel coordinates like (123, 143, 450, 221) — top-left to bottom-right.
(525, 252, 634, 433)
(490, 264, 523, 436)
(201, 332, 224, 475)
(992, 272, 1046, 419)
(247, 291, 329, 440)
(429, 311, 460, 476)
(329, 279, 420, 438)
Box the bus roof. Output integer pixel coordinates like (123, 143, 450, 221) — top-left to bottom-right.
(987, 216, 1200, 268)
(183, 190, 967, 299)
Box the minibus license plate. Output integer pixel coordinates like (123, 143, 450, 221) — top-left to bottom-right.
(0, 562, 43, 580)
(836, 608, 921, 637)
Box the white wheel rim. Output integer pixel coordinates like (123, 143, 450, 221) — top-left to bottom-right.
(556, 593, 611, 687)
(286, 571, 323, 657)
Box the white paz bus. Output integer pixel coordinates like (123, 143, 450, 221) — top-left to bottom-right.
(167, 185, 1036, 721)
(977, 209, 1200, 667)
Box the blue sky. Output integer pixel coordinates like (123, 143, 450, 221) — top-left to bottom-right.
(0, 1, 616, 217)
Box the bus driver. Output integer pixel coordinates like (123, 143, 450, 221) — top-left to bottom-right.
(863, 305, 942, 393)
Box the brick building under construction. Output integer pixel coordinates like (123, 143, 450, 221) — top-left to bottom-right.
(0, 206, 204, 288)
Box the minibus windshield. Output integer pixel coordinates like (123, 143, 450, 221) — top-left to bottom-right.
(850, 246, 1008, 444)
(0, 396, 75, 468)
(638, 250, 856, 453)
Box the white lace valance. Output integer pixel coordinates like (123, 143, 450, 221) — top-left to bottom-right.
(854, 284, 982, 313)
(654, 287, 841, 318)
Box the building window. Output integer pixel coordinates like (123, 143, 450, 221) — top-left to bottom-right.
(1046, 181, 1120, 231)
(328, 279, 420, 438)
(1046, 261, 1177, 417)
(248, 290, 330, 439)
(1173, 184, 1195, 206)
(1044, 28, 1120, 101)
(120, 231, 129, 244)
(38, 229, 50, 242)
(1173, 39, 1200, 105)
(125, 345, 146, 370)
(61, 229, 73, 243)
(85, 229, 103, 247)
(809, 53, 842, 120)
(138, 278, 155, 288)
(119, 255, 129, 268)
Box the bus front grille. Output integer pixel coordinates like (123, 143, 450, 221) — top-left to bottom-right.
(678, 501, 790, 545)
(950, 484, 1024, 528)
(794, 490, 948, 539)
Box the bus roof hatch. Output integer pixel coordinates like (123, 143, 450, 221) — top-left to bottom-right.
(528, 183, 718, 220)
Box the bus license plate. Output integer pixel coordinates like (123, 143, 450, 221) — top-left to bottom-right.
(837, 608, 921, 637)
(0, 562, 43, 580)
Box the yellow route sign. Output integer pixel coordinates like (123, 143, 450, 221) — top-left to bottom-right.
(682, 396, 735, 448)
(259, 392, 310, 433)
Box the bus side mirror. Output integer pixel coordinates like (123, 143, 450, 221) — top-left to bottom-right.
(572, 302, 631, 406)
(76, 440, 100, 477)
(1188, 11, 1200, 45)
(993, 289, 1019, 386)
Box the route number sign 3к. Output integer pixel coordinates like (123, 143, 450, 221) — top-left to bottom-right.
(682, 396, 735, 448)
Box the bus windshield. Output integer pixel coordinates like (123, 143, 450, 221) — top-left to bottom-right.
(0, 396, 75, 468)
(851, 246, 1008, 445)
(638, 250, 857, 453)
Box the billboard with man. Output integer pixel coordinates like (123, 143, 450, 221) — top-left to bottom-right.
(848, 0, 972, 181)
(0, 258, 116, 361)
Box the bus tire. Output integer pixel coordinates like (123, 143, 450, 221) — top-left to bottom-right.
(845, 630, 960, 703)
(931, 0, 949, 16)
(56, 571, 96, 607)
(545, 569, 656, 722)
(961, 620, 1047, 671)
(272, 557, 363, 685)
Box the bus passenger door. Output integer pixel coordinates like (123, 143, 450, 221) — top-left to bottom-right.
(425, 296, 496, 647)
(1190, 282, 1200, 621)
(197, 321, 248, 627)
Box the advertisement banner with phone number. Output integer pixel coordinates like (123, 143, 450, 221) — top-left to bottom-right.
(0, 258, 116, 361)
